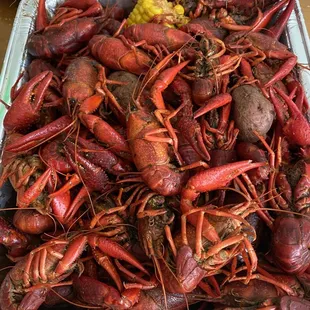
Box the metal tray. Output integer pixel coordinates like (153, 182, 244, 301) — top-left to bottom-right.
(0, 0, 309, 308)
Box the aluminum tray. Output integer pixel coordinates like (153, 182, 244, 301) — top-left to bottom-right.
(0, 0, 309, 308)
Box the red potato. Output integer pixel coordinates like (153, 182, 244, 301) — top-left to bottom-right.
(232, 85, 275, 142)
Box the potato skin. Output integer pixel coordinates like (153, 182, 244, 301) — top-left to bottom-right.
(232, 85, 275, 142)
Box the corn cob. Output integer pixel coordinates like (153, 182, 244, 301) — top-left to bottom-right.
(127, 0, 189, 27)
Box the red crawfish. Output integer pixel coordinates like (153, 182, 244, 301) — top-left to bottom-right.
(62, 56, 132, 159)
(207, 0, 293, 35)
(72, 274, 156, 309)
(0, 233, 148, 310)
(126, 107, 188, 196)
(225, 31, 297, 89)
(122, 23, 197, 53)
(0, 136, 71, 224)
(268, 159, 310, 214)
(2, 70, 73, 154)
(3, 71, 53, 133)
(271, 215, 310, 275)
(35, 0, 103, 32)
(180, 161, 265, 240)
(190, 0, 287, 20)
(27, 16, 106, 58)
(44, 132, 133, 225)
(0, 152, 53, 211)
(269, 86, 310, 147)
(154, 161, 265, 294)
(236, 142, 271, 186)
(0, 216, 30, 258)
(123, 60, 195, 196)
(180, 15, 228, 39)
(89, 34, 152, 75)
(212, 273, 303, 308)
(45, 139, 111, 224)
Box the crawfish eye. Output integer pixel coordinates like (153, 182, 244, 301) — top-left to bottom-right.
(69, 98, 77, 105)
(30, 92, 36, 103)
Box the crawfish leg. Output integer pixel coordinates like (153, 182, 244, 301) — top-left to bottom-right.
(254, 130, 284, 210)
(239, 173, 274, 228)
(92, 249, 123, 292)
(17, 168, 52, 209)
(252, 0, 289, 33)
(54, 236, 87, 276)
(88, 234, 149, 275)
(119, 35, 163, 59)
(153, 108, 184, 165)
(151, 61, 190, 110)
(264, 56, 297, 88)
(115, 260, 156, 288)
(268, 0, 295, 39)
(63, 187, 89, 223)
(181, 207, 220, 245)
(242, 238, 258, 283)
(49, 173, 81, 198)
(165, 225, 177, 257)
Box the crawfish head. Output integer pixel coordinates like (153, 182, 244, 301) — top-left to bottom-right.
(73, 274, 140, 309)
(138, 195, 175, 258)
(63, 140, 110, 193)
(192, 78, 216, 105)
(0, 216, 30, 258)
(271, 215, 310, 275)
(62, 56, 101, 109)
(27, 59, 61, 82)
(221, 279, 279, 307)
(175, 245, 206, 293)
(236, 142, 270, 185)
(193, 39, 220, 78)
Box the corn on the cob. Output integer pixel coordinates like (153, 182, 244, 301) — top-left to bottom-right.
(127, 0, 189, 27)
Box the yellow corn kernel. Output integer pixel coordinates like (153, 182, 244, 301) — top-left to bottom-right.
(135, 15, 141, 23)
(143, 0, 152, 8)
(150, 6, 163, 15)
(134, 3, 141, 12)
(143, 16, 151, 23)
(147, 9, 155, 18)
(174, 4, 184, 15)
(137, 5, 144, 14)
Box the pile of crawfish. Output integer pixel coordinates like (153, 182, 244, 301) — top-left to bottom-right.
(0, 0, 310, 309)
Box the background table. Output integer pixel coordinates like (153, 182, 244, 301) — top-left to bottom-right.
(0, 0, 309, 65)
(300, 0, 310, 32)
(0, 0, 18, 67)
